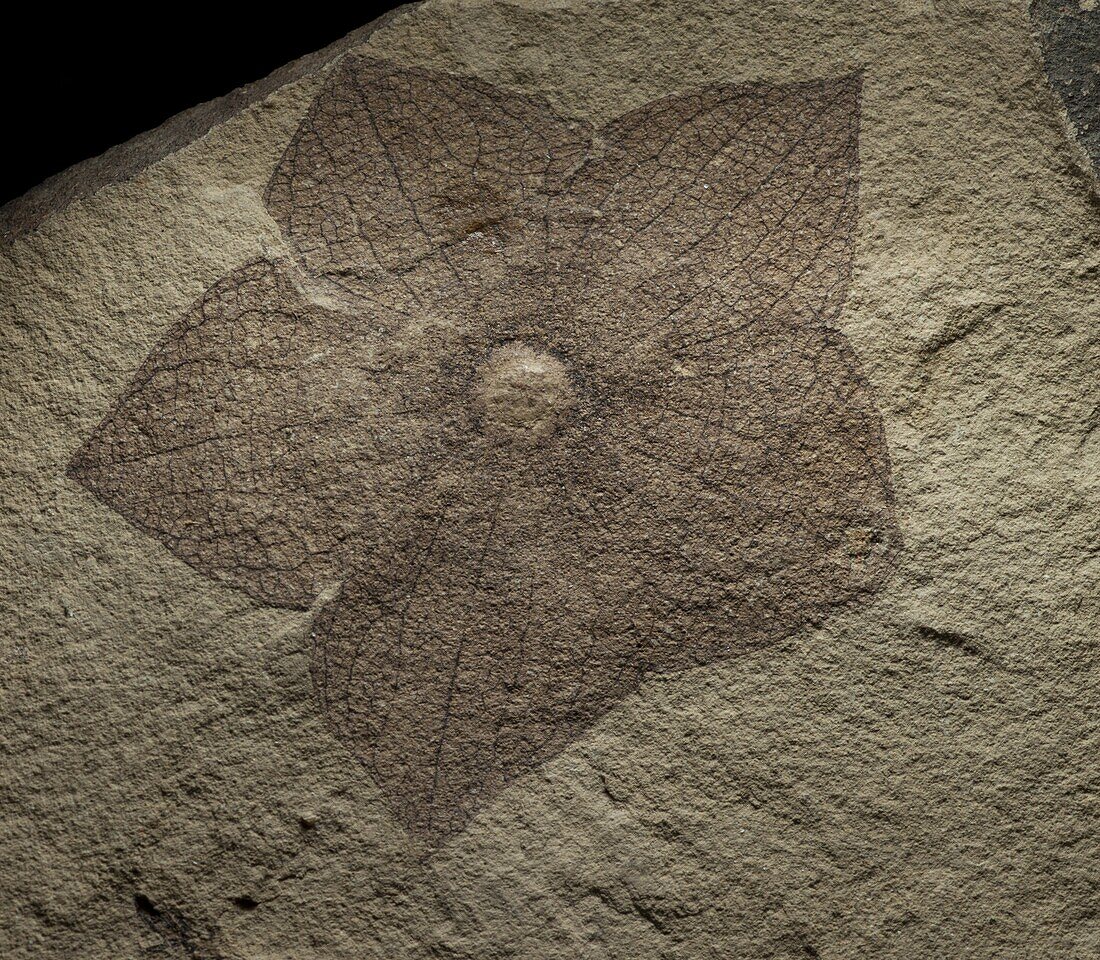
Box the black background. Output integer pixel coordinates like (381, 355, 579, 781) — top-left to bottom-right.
(1, 7, 404, 207)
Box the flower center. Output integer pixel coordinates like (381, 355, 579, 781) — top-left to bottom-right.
(474, 343, 575, 444)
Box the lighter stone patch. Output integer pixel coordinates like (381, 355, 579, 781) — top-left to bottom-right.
(473, 342, 576, 444)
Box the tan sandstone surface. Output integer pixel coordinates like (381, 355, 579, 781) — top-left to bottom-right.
(2, 1, 1099, 958)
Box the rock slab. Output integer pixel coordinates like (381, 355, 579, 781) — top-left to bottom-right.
(1, 2, 1099, 958)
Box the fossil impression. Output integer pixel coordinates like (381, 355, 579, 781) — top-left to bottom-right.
(69, 56, 900, 841)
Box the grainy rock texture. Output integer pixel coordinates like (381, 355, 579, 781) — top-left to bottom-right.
(1, 2, 1099, 958)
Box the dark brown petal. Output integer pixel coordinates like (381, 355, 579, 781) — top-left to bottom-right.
(530, 75, 864, 370)
(310, 486, 647, 841)
(266, 55, 593, 314)
(599, 321, 900, 671)
(67, 259, 422, 609)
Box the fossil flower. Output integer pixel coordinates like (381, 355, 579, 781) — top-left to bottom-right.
(70, 57, 900, 841)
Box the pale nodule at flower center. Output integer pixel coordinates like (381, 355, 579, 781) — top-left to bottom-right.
(474, 343, 576, 443)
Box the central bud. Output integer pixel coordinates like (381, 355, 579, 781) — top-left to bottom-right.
(474, 343, 576, 444)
